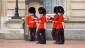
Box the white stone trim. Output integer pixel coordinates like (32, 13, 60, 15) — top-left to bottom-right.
(1, 16, 4, 30)
(0, 29, 24, 34)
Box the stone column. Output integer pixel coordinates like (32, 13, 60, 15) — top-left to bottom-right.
(65, 0, 71, 21)
(0, 0, 2, 29)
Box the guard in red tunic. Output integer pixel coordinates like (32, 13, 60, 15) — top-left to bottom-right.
(36, 7, 46, 44)
(47, 6, 58, 40)
(54, 6, 65, 44)
(26, 7, 37, 41)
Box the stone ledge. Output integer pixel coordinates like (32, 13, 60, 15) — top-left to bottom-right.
(65, 21, 85, 23)
(1, 29, 85, 40)
(5, 19, 23, 24)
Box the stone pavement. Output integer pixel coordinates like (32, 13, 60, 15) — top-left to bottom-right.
(0, 40, 85, 48)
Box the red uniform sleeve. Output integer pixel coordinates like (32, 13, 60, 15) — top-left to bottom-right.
(51, 16, 58, 23)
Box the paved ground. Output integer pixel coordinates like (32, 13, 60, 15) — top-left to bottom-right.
(0, 40, 85, 48)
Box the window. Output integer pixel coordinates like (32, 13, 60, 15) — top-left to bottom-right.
(43, 0, 64, 14)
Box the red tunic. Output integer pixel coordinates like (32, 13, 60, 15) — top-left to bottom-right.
(55, 16, 64, 29)
(26, 15, 37, 28)
(52, 15, 58, 28)
(38, 16, 46, 29)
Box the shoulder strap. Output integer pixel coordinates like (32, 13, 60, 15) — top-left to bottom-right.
(55, 16, 60, 21)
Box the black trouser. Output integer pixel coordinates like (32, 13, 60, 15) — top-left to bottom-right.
(52, 28, 56, 40)
(29, 27, 36, 41)
(55, 28, 65, 44)
(37, 29, 46, 44)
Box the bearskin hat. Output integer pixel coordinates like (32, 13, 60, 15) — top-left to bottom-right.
(38, 7, 46, 14)
(28, 7, 36, 14)
(54, 6, 58, 13)
(57, 6, 64, 14)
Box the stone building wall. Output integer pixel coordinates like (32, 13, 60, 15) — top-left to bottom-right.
(0, 0, 85, 40)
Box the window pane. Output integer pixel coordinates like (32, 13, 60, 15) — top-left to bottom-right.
(43, 0, 64, 14)
(44, 0, 52, 14)
(58, 0, 64, 7)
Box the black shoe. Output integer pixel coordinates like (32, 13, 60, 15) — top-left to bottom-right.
(29, 39, 35, 41)
(40, 43, 46, 44)
(40, 42, 46, 44)
(29, 40, 33, 41)
(58, 42, 64, 44)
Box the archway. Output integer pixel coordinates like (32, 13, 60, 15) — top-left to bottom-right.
(28, 2, 41, 18)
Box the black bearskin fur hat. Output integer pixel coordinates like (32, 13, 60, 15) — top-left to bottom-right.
(38, 7, 46, 14)
(28, 7, 36, 14)
(57, 6, 64, 14)
(54, 6, 58, 13)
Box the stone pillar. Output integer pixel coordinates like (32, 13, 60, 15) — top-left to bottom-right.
(66, 0, 71, 21)
(0, 0, 2, 29)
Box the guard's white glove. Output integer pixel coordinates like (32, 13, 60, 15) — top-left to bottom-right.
(47, 16, 51, 20)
